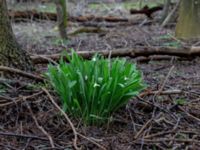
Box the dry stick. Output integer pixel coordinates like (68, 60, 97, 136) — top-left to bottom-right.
(0, 91, 43, 107)
(151, 66, 175, 118)
(32, 54, 58, 65)
(22, 138, 32, 150)
(0, 95, 14, 102)
(154, 66, 175, 97)
(136, 138, 200, 144)
(134, 118, 153, 139)
(0, 131, 48, 141)
(8, 10, 129, 23)
(25, 100, 55, 148)
(136, 55, 183, 63)
(161, 0, 180, 28)
(42, 88, 79, 150)
(42, 88, 106, 150)
(31, 46, 200, 64)
(144, 130, 174, 139)
(132, 141, 165, 149)
(0, 66, 44, 82)
(0, 78, 35, 89)
(144, 130, 200, 139)
(136, 95, 176, 115)
(178, 106, 200, 123)
(76, 130, 106, 149)
(0, 100, 8, 103)
(139, 89, 182, 97)
(144, 118, 180, 141)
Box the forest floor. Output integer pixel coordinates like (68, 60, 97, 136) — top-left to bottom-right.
(1, 1, 200, 150)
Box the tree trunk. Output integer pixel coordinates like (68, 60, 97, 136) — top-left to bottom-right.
(0, 0, 33, 71)
(55, 0, 68, 39)
(160, 0, 170, 22)
(175, 0, 200, 39)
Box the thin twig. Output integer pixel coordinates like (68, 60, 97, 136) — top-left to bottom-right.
(32, 54, 58, 65)
(136, 138, 200, 144)
(144, 130, 173, 139)
(178, 106, 200, 123)
(77, 133, 106, 150)
(139, 89, 182, 97)
(0, 131, 48, 141)
(151, 66, 175, 117)
(0, 66, 44, 82)
(161, 0, 181, 28)
(144, 129, 200, 139)
(0, 95, 14, 102)
(25, 100, 55, 148)
(136, 96, 178, 121)
(0, 91, 43, 107)
(42, 88, 106, 150)
(42, 88, 80, 150)
(134, 118, 153, 139)
(154, 66, 175, 97)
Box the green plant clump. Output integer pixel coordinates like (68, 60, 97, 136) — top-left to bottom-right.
(47, 51, 145, 125)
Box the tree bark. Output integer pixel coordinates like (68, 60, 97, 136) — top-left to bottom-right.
(175, 0, 200, 39)
(0, 0, 33, 71)
(55, 0, 68, 39)
(160, 0, 170, 22)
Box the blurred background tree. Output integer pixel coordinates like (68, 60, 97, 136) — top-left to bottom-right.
(55, 0, 68, 39)
(175, 0, 200, 39)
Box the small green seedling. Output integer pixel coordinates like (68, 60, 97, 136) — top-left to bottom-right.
(175, 98, 186, 106)
(0, 84, 6, 94)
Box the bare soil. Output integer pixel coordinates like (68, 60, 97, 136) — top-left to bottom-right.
(1, 2, 200, 150)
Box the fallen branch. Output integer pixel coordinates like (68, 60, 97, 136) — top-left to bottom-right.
(31, 46, 200, 64)
(9, 10, 57, 21)
(68, 27, 107, 36)
(71, 15, 129, 23)
(0, 66, 44, 82)
(130, 5, 163, 19)
(9, 10, 129, 23)
(78, 18, 148, 28)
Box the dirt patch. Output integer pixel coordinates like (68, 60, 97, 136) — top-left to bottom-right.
(1, 2, 200, 150)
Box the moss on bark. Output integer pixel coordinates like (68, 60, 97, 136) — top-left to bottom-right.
(0, 0, 33, 71)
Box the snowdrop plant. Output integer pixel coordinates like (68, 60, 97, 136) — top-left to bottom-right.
(47, 51, 145, 125)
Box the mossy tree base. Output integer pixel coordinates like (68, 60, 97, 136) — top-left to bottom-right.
(0, 0, 33, 71)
